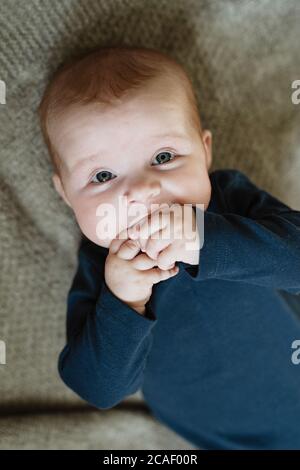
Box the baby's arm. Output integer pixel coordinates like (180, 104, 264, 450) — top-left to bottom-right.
(57, 237, 171, 410)
(182, 169, 300, 294)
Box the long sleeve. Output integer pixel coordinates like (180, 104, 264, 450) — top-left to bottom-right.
(58, 239, 158, 410)
(181, 170, 300, 294)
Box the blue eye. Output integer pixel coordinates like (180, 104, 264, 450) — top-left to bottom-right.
(152, 151, 176, 166)
(91, 170, 116, 184)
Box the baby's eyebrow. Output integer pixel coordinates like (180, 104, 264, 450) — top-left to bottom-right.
(150, 132, 190, 143)
(68, 153, 103, 176)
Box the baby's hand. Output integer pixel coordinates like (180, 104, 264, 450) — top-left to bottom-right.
(105, 227, 179, 315)
(127, 205, 201, 270)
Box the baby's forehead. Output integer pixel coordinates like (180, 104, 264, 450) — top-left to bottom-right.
(50, 84, 189, 134)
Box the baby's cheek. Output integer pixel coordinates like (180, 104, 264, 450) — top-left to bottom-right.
(75, 205, 131, 248)
(72, 206, 109, 247)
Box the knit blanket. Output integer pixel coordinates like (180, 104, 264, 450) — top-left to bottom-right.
(0, 0, 299, 449)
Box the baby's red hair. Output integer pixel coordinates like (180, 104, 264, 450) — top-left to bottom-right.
(37, 45, 202, 175)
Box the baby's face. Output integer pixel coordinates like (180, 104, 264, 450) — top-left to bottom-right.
(49, 82, 212, 248)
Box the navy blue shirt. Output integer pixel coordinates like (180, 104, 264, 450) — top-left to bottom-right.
(58, 169, 300, 449)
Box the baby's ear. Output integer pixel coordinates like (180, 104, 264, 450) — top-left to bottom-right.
(52, 173, 72, 208)
(202, 130, 212, 170)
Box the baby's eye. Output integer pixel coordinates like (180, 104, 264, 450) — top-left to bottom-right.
(91, 170, 116, 184)
(152, 151, 176, 166)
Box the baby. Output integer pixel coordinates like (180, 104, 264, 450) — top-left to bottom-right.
(38, 46, 300, 449)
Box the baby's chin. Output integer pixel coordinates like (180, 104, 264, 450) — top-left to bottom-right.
(82, 231, 114, 249)
(82, 225, 129, 249)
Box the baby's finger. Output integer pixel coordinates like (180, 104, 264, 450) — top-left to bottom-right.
(109, 227, 130, 254)
(131, 253, 158, 270)
(143, 229, 173, 260)
(143, 265, 179, 284)
(127, 207, 161, 240)
(156, 243, 177, 270)
(140, 209, 171, 251)
(128, 207, 170, 250)
(128, 206, 167, 238)
(116, 239, 141, 260)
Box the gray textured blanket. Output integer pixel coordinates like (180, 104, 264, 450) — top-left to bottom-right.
(0, 0, 299, 449)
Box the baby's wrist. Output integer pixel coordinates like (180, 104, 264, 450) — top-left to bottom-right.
(134, 306, 146, 316)
(126, 301, 147, 316)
